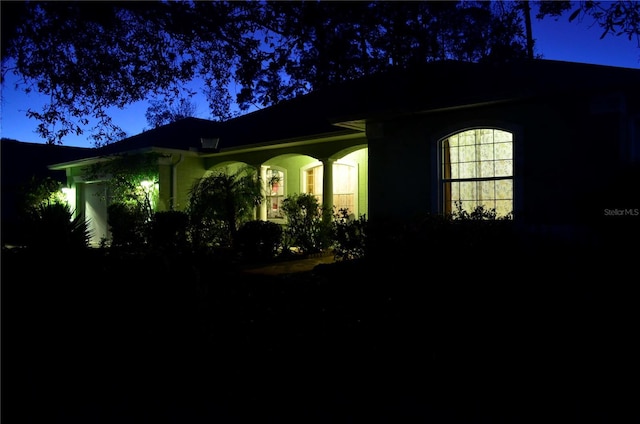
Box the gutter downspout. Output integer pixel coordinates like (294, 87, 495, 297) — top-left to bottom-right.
(172, 154, 184, 210)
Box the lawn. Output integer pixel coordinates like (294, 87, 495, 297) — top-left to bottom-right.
(2, 242, 638, 423)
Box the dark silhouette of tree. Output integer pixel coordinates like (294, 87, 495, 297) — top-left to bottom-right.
(532, 1, 640, 54)
(145, 98, 199, 129)
(260, 1, 528, 93)
(1, 1, 265, 145)
(8, 1, 634, 146)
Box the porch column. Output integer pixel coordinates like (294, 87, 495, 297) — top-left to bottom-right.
(259, 165, 268, 221)
(321, 158, 335, 223)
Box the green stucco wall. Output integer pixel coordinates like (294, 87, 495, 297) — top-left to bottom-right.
(346, 148, 368, 218)
(201, 135, 369, 219)
(157, 162, 172, 211)
(174, 155, 207, 212)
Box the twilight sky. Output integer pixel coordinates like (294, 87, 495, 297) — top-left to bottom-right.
(1, 11, 639, 148)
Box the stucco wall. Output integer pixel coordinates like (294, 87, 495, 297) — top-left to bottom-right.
(367, 118, 432, 222)
(82, 182, 108, 246)
(367, 91, 634, 233)
(174, 155, 207, 211)
(202, 136, 369, 219)
(344, 148, 368, 218)
(157, 161, 172, 211)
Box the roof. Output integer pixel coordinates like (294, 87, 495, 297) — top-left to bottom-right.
(318, 58, 640, 124)
(54, 58, 640, 163)
(96, 117, 224, 155)
(1, 138, 92, 185)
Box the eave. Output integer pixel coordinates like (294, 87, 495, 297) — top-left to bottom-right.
(200, 129, 364, 157)
(48, 146, 201, 170)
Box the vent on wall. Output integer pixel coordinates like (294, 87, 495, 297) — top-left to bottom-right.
(201, 137, 220, 150)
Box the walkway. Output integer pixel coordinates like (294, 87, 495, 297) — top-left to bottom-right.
(241, 252, 336, 276)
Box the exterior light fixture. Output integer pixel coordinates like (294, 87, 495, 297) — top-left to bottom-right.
(140, 180, 154, 190)
(200, 137, 220, 150)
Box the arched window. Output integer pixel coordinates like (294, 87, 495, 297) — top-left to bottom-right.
(441, 129, 513, 218)
(266, 168, 285, 219)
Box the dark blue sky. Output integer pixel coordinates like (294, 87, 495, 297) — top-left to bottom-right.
(1, 13, 639, 148)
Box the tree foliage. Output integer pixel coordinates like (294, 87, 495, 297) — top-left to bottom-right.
(536, 0, 640, 43)
(145, 97, 199, 129)
(0, 1, 530, 146)
(186, 167, 263, 249)
(84, 153, 161, 222)
(2, 1, 637, 147)
(16, 175, 66, 215)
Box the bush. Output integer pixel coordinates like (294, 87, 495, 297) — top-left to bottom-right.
(332, 208, 368, 261)
(447, 202, 515, 252)
(186, 168, 262, 250)
(107, 202, 148, 250)
(148, 210, 190, 253)
(187, 216, 231, 251)
(22, 202, 91, 251)
(365, 203, 516, 265)
(236, 220, 283, 261)
(281, 193, 332, 255)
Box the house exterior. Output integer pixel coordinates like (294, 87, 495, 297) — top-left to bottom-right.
(0, 138, 93, 246)
(46, 59, 640, 247)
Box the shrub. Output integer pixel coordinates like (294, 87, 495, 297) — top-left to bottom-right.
(332, 208, 368, 261)
(186, 167, 262, 249)
(187, 216, 231, 251)
(447, 201, 515, 252)
(84, 153, 160, 223)
(107, 202, 147, 250)
(148, 210, 190, 253)
(236, 220, 283, 261)
(365, 202, 516, 265)
(23, 202, 91, 251)
(281, 193, 332, 255)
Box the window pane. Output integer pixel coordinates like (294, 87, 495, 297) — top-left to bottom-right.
(495, 180, 512, 200)
(494, 160, 512, 177)
(480, 161, 494, 178)
(267, 195, 285, 219)
(480, 144, 494, 161)
(306, 167, 323, 195)
(333, 163, 356, 214)
(479, 180, 495, 201)
(458, 131, 475, 146)
(334, 164, 355, 194)
(494, 130, 512, 143)
(495, 142, 512, 160)
(459, 181, 477, 201)
(479, 129, 495, 144)
(334, 193, 354, 214)
(459, 144, 476, 163)
(448, 145, 459, 164)
(450, 181, 459, 199)
(459, 161, 476, 179)
(495, 200, 512, 217)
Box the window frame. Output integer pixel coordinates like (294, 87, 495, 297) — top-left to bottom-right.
(265, 167, 286, 220)
(438, 128, 515, 218)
